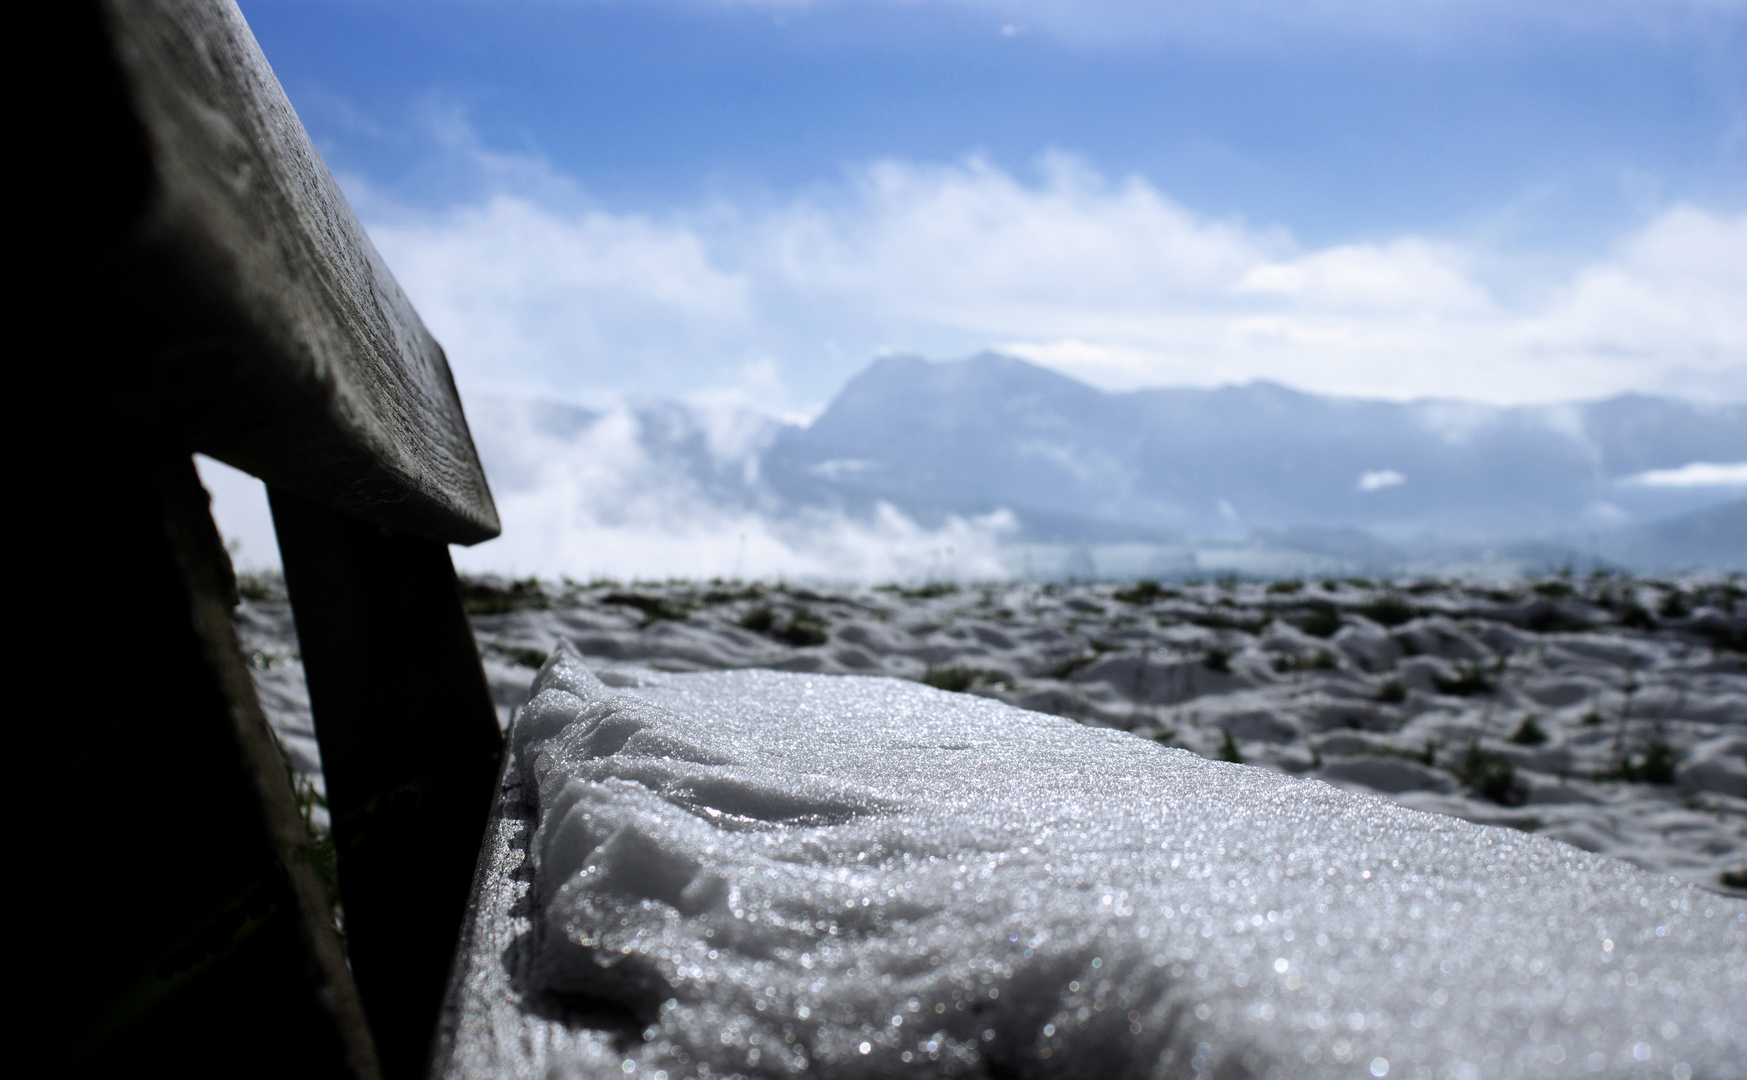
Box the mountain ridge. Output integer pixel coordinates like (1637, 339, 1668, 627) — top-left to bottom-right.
(762, 353, 1746, 541)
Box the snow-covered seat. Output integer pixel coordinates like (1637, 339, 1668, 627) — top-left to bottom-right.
(433, 643, 1747, 1079)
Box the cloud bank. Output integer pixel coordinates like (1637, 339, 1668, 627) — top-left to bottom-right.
(199, 419, 1021, 583)
(451, 398, 1017, 581)
(358, 152, 1747, 414)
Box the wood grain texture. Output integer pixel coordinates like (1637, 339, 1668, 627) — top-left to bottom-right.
(88, 0, 499, 544)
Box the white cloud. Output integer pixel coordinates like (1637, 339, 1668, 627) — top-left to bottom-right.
(1523, 209, 1747, 377)
(1237, 240, 1488, 314)
(1620, 461, 1747, 488)
(364, 193, 754, 402)
(453, 399, 1018, 582)
(1358, 470, 1407, 492)
(359, 151, 1747, 411)
(761, 156, 1271, 312)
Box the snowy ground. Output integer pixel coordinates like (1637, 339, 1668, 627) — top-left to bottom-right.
(236, 573, 1747, 897)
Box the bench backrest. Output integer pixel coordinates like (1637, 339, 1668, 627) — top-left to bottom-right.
(87, 0, 498, 544)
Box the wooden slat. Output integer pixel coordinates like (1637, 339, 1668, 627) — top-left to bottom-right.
(83, 0, 499, 545)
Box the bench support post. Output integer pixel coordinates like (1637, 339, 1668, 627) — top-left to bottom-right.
(269, 491, 504, 1080)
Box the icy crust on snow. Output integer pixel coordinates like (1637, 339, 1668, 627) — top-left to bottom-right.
(520, 643, 1747, 1080)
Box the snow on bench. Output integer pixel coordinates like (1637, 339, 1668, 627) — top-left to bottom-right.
(435, 643, 1746, 1080)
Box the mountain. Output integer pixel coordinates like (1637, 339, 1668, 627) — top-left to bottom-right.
(762, 354, 1747, 543)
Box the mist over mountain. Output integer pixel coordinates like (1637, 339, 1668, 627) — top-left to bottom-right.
(464, 354, 1747, 577)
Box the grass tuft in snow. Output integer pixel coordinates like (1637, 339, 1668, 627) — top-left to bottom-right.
(1617, 603, 1655, 630)
(1358, 594, 1415, 627)
(1658, 589, 1691, 619)
(602, 592, 692, 624)
(741, 604, 829, 646)
(921, 664, 1014, 693)
(1113, 579, 1172, 605)
(1451, 741, 1522, 805)
(237, 571, 284, 602)
(272, 733, 342, 934)
(1434, 661, 1493, 697)
(923, 664, 978, 692)
(1192, 609, 1269, 634)
(876, 582, 959, 600)
(1217, 728, 1244, 764)
(1296, 601, 1342, 638)
(486, 643, 549, 669)
(777, 607, 829, 646)
(738, 604, 776, 633)
(700, 581, 765, 605)
(1596, 742, 1678, 785)
(462, 576, 550, 615)
(1506, 714, 1548, 745)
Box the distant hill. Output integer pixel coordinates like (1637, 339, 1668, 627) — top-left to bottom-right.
(465, 354, 1747, 573)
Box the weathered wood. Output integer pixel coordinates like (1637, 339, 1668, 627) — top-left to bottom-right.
(76, 0, 499, 545)
(270, 489, 506, 1080)
(16, 416, 381, 1079)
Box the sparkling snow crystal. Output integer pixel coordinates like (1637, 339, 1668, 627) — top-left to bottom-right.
(516, 642, 1746, 1079)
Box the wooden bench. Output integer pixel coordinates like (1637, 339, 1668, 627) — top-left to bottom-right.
(25, 3, 503, 1077)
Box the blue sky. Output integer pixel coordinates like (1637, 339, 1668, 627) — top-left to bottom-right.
(236, 0, 1747, 413)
